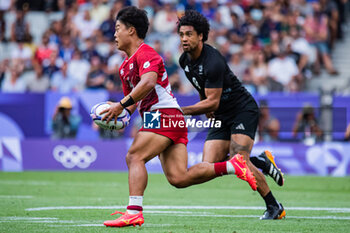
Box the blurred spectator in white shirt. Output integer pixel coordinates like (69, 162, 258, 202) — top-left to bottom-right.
(1, 63, 26, 93)
(289, 26, 316, 70)
(26, 63, 50, 93)
(67, 50, 90, 91)
(11, 41, 33, 69)
(268, 49, 300, 92)
(153, 2, 177, 34)
(73, 9, 99, 39)
(90, 0, 109, 25)
(51, 62, 77, 93)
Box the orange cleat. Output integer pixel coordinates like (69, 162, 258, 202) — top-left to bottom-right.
(104, 210, 144, 227)
(264, 150, 284, 186)
(229, 154, 257, 191)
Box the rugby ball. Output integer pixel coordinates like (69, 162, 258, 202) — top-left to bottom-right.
(90, 102, 130, 130)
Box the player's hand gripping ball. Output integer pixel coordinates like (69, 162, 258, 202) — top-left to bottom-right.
(90, 102, 130, 130)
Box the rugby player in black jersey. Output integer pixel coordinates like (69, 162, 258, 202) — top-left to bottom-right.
(177, 10, 285, 220)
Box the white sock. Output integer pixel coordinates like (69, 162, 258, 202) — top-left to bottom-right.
(226, 161, 235, 174)
(127, 196, 143, 214)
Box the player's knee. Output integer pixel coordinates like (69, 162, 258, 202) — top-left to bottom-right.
(167, 175, 187, 189)
(230, 146, 244, 156)
(125, 152, 142, 167)
(230, 140, 251, 156)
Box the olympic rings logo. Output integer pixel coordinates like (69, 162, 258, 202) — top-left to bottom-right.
(53, 145, 97, 169)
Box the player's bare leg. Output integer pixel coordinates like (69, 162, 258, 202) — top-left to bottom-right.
(159, 143, 216, 187)
(159, 142, 256, 189)
(230, 134, 285, 220)
(126, 132, 172, 195)
(230, 134, 269, 195)
(104, 132, 172, 227)
(202, 140, 230, 163)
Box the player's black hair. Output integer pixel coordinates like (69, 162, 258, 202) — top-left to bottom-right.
(116, 6, 149, 39)
(177, 10, 210, 42)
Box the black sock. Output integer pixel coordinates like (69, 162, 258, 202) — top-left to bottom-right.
(250, 154, 267, 172)
(263, 191, 279, 208)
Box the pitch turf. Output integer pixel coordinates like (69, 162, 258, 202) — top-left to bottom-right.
(0, 172, 350, 233)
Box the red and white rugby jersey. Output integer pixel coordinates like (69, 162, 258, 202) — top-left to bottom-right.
(119, 43, 180, 116)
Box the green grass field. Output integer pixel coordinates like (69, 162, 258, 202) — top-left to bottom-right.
(1, 172, 350, 233)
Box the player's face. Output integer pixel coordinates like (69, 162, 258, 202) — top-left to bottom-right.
(178, 26, 203, 52)
(114, 20, 131, 51)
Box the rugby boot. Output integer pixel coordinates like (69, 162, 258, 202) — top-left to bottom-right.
(229, 154, 257, 191)
(260, 203, 286, 220)
(104, 210, 144, 227)
(250, 150, 284, 186)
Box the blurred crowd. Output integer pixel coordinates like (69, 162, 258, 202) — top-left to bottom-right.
(0, 0, 349, 95)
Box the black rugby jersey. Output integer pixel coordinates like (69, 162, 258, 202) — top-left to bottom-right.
(179, 44, 256, 117)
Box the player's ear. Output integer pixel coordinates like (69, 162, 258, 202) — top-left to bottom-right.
(128, 26, 136, 36)
(199, 33, 203, 41)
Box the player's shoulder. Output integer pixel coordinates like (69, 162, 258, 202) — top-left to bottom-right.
(136, 43, 162, 64)
(138, 43, 160, 57)
(203, 44, 223, 60)
(202, 44, 226, 69)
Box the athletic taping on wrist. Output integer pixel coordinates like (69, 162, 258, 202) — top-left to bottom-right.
(120, 95, 135, 109)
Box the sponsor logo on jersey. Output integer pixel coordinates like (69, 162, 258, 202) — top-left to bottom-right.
(199, 65, 203, 75)
(143, 61, 150, 68)
(129, 63, 134, 70)
(185, 65, 189, 72)
(120, 68, 124, 75)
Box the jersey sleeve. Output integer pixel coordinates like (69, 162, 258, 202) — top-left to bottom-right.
(137, 50, 163, 77)
(205, 54, 225, 89)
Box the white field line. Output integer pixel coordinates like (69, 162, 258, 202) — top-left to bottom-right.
(0, 217, 57, 220)
(0, 180, 121, 187)
(25, 205, 350, 212)
(149, 213, 350, 220)
(0, 181, 51, 186)
(0, 220, 76, 223)
(0, 195, 33, 198)
(4, 213, 350, 226)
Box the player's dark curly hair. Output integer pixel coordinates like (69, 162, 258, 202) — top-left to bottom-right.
(177, 10, 210, 42)
(116, 6, 149, 39)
